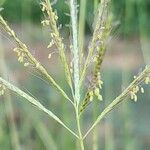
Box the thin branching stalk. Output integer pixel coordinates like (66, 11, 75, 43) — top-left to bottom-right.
(0, 77, 79, 139)
(83, 66, 150, 139)
(0, 15, 74, 105)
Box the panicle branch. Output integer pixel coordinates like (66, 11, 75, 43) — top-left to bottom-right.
(83, 66, 150, 139)
(80, 6, 112, 114)
(80, 0, 110, 86)
(0, 15, 73, 105)
(40, 0, 73, 89)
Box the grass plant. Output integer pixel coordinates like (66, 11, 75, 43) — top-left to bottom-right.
(0, 0, 150, 149)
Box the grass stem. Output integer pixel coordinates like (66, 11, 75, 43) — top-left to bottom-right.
(75, 107, 85, 150)
(70, 0, 80, 104)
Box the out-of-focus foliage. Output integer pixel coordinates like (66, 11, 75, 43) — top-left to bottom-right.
(112, 0, 150, 37)
(0, 0, 6, 6)
(1, 0, 150, 36)
(0, 0, 70, 25)
(1, 0, 41, 23)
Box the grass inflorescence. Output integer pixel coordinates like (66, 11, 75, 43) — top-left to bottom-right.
(0, 0, 150, 149)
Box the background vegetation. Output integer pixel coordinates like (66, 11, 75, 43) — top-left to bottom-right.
(1, 0, 150, 36)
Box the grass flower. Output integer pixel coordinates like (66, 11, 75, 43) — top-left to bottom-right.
(0, 0, 150, 149)
(0, 83, 6, 96)
(40, 0, 73, 89)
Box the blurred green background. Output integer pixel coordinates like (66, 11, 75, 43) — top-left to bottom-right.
(1, 0, 150, 36)
(0, 0, 150, 150)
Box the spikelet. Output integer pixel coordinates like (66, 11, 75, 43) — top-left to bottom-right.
(47, 40, 54, 49)
(24, 62, 30, 67)
(145, 77, 150, 84)
(130, 91, 137, 102)
(41, 20, 50, 26)
(80, 90, 94, 113)
(48, 53, 52, 59)
(0, 83, 6, 96)
(80, 72, 103, 113)
(13, 47, 33, 67)
(141, 87, 144, 93)
(129, 73, 150, 102)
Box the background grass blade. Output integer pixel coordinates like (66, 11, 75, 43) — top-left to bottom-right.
(0, 77, 78, 139)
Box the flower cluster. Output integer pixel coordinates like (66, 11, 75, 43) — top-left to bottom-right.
(41, 2, 58, 21)
(13, 47, 33, 67)
(92, 72, 104, 101)
(94, 88, 103, 101)
(41, 20, 50, 26)
(0, 83, 6, 96)
(130, 86, 140, 102)
(80, 73, 103, 113)
(47, 40, 54, 49)
(79, 13, 112, 113)
(1, 15, 40, 69)
(40, 1, 60, 53)
(130, 76, 150, 102)
(80, 87, 103, 113)
(13, 47, 34, 67)
(145, 76, 150, 84)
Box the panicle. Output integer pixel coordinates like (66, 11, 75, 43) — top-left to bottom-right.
(130, 71, 150, 102)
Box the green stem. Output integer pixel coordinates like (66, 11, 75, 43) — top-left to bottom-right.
(75, 107, 85, 150)
(70, 0, 80, 104)
(69, 0, 84, 148)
